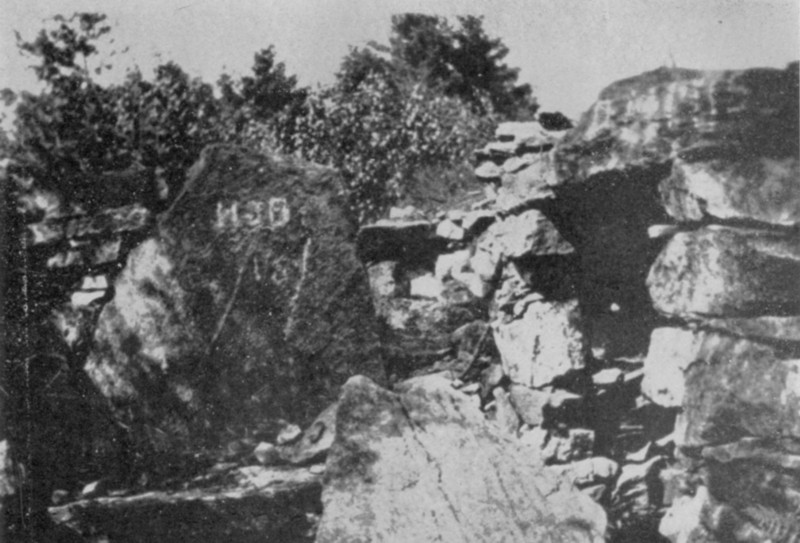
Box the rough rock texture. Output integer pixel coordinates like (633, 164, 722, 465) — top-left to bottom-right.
(555, 65, 799, 181)
(661, 156, 800, 226)
(486, 208, 574, 259)
(316, 375, 607, 543)
(647, 226, 800, 317)
(49, 465, 323, 543)
(87, 145, 385, 451)
(494, 299, 586, 388)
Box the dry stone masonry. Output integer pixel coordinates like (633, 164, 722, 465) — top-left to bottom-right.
(347, 62, 799, 542)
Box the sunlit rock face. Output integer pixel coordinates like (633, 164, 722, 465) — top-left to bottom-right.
(87, 145, 385, 452)
(316, 375, 607, 543)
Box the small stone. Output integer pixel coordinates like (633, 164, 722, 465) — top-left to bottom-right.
(452, 271, 491, 299)
(492, 387, 520, 436)
(435, 219, 465, 240)
(366, 261, 398, 299)
(309, 464, 325, 475)
(388, 205, 423, 220)
(659, 486, 713, 543)
(508, 385, 549, 426)
(253, 442, 281, 466)
(460, 382, 481, 395)
(647, 224, 680, 239)
(469, 249, 499, 281)
(80, 479, 109, 500)
(592, 368, 623, 386)
(434, 250, 470, 281)
(51, 489, 70, 506)
(409, 274, 444, 300)
(548, 457, 620, 488)
(543, 429, 595, 463)
(548, 389, 583, 408)
(502, 156, 530, 173)
(276, 424, 302, 445)
(474, 161, 503, 179)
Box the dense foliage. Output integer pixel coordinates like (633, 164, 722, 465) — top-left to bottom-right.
(2, 12, 546, 221)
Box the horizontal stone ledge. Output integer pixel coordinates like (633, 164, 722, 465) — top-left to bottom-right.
(689, 315, 800, 344)
(26, 205, 152, 246)
(661, 156, 800, 226)
(50, 466, 322, 542)
(641, 327, 800, 447)
(647, 225, 800, 317)
(555, 64, 798, 182)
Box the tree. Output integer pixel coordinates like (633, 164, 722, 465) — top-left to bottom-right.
(240, 47, 308, 122)
(388, 14, 538, 118)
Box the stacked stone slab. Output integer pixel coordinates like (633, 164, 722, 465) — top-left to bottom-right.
(556, 63, 800, 542)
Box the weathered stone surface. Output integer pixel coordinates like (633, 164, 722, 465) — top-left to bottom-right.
(49, 465, 323, 543)
(278, 402, 338, 466)
(317, 376, 606, 543)
(496, 152, 559, 210)
(381, 296, 486, 376)
(492, 387, 521, 436)
(488, 209, 574, 259)
(409, 274, 445, 300)
(547, 457, 620, 489)
(695, 315, 800, 343)
(434, 249, 470, 281)
(556, 64, 799, 182)
(494, 299, 586, 387)
(474, 161, 503, 179)
(702, 438, 800, 471)
(366, 261, 398, 301)
(26, 204, 152, 246)
(508, 384, 550, 426)
(662, 156, 800, 226)
(87, 145, 385, 452)
(659, 486, 717, 543)
(435, 219, 465, 240)
(540, 428, 595, 464)
(647, 226, 800, 318)
(642, 327, 800, 446)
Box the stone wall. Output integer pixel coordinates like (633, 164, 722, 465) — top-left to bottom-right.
(356, 62, 799, 542)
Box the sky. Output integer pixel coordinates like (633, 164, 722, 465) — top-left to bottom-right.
(1, 0, 798, 120)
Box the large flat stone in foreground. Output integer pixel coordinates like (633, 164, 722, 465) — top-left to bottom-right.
(316, 375, 606, 543)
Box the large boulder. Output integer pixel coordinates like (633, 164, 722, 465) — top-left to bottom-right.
(316, 375, 606, 543)
(555, 64, 799, 182)
(642, 327, 800, 446)
(647, 226, 800, 318)
(87, 145, 384, 451)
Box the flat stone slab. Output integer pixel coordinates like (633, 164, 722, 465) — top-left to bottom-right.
(316, 375, 606, 543)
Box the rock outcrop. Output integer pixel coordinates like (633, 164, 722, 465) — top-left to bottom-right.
(87, 145, 385, 454)
(316, 375, 607, 543)
(351, 61, 799, 542)
(552, 63, 800, 542)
